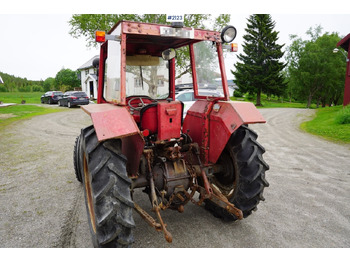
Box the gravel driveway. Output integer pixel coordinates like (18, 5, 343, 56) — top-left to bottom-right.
(0, 107, 349, 248)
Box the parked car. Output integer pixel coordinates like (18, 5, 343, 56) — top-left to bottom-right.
(175, 89, 223, 116)
(58, 91, 90, 108)
(41, 91, 63, 104)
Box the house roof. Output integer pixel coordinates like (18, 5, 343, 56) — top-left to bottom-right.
(77, 55, 99, 70)
(337, 33, 350, 51)
(84, 74, 98, 83)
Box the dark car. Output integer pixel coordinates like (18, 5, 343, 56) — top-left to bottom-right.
(41, 91, 63, 104)
(58, 91, 90, 108)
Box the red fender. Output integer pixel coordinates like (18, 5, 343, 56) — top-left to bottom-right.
(183, 100, 265, 165)
(81, 103, 144, 176)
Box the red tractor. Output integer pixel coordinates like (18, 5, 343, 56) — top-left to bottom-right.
(74, 20, 269, 247)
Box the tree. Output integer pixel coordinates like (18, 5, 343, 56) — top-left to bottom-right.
(286, 26, 346, 108)
(43, 77, 55, 92)
(55, 68, 80, 92)
(232, 14, 286, 106)
(68, 14, 230, 80)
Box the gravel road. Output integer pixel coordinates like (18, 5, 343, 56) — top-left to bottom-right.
(0, 107, 349, 248)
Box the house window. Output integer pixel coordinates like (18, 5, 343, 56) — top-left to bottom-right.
(134, 77, 142, 88)
(85, 69, 89, 76)
(157, 75, 164, 87)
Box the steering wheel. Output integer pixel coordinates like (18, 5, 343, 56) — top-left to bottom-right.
(128, 96, 159, 111)
(128, 97, 146, 110)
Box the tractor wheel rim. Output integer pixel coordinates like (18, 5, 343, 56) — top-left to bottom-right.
(212, 152, 236, 199)
(83, 152, 97, 233)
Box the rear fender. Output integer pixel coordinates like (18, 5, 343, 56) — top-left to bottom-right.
(183, 100, 265, 165)
(81, 104, 144, 175)
(209, 101, 265, 163)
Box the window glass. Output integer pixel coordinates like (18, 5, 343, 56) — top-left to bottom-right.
(103, 24, 121, 103)
(193, 41, 223, 92)
(125, 57, 169, 99)
(104, 40, 121, 102)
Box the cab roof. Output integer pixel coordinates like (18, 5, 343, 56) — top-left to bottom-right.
(109, 20, 222, 57)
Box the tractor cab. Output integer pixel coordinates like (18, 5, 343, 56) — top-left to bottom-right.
(91, 21, 237, 141)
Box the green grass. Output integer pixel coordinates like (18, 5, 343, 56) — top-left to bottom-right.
(256, 100, 315, 108)
(335, 105, 350, 124)
(230, 97, 316, 109)
(0, 104, 64, 130)
(300, 105, 350, 143)
(0, 92, 43, 104)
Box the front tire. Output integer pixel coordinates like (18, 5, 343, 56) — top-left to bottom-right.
(80, 125, 135, 247)
(205, 125, 269, 221)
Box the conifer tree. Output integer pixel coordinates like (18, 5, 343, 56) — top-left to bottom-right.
(232, 14, 286, 106)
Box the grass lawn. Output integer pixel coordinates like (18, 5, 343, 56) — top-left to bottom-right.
(0, 92, 42, 104)
(230, 96, 316, 109)
(300, 106, 350, 143)
(0, 104, 65, 130)
(256, 100, 314, 109)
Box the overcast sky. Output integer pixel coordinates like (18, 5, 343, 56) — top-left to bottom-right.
(0, 1, 349, 81)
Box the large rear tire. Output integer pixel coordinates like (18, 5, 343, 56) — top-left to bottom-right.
(73, 135, 82, 183)
(205, 125, 269, 221)
(80, 125, 135, 247)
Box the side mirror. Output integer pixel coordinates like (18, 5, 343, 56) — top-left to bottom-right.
(162, 48, 176, 60)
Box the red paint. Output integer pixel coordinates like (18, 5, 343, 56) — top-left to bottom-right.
(81, 104, 141, 142)
(97, 42, 108, 104)
(189, 43, 199, 98)
(209, 101, 265, 163)
(169, 58, 176, 101)
(122, 134, 145, 176)
(183, 100, 211, 164)
(120, 33, 127, 105)
(157, 101, 182, 141)
(216, 42, 230, 101)
(184, 100, 266, 165)
(337, 33, 350, 106)
(142, 129, 150, 137)
(141, 106, 158, 134)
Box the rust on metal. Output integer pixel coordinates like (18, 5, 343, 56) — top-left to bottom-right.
(192, 144, 213, 196)
(164, 144, 182, 160)
(144, 149, 173, 243)
(154, 206, 173, 243)
(83, 152, 97, 234)
(134, 203, 162, 231)
(200, 169, 213, 196)
(210, 185, 243, 219)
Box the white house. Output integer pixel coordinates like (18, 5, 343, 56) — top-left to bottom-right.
(77, 55, 99, 99)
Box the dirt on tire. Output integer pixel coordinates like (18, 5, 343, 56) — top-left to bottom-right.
(0, 107, 350, 248)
